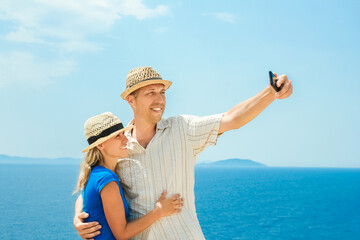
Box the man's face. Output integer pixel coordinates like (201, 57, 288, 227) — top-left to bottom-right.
(130, 84, 166, 124)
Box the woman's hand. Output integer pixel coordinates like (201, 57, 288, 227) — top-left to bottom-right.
(102, 186, 183, 239)
(155, 190, 184, 218)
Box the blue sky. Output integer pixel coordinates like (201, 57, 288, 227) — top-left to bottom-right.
(0, 0, 359, 167)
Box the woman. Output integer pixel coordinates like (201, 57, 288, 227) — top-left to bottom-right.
(74, 112, 183, 240)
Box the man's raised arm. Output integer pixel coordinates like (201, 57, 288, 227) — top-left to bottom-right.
(219, 73, 292, 134)
(73, 194, 102, 239)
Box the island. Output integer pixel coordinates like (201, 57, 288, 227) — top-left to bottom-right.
(1, 154, 266, 168)
(196, 158, 267, 168)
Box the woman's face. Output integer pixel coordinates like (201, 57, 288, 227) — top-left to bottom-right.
(101, 131, 129, 159)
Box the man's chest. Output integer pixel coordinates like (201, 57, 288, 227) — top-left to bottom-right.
(117, 131, 195, 199)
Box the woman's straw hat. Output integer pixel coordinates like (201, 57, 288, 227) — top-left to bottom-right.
(121, 66, 172, 100)
(82, 112, 133, 153)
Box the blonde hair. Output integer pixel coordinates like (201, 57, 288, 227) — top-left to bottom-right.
(73, 147, 104, 194)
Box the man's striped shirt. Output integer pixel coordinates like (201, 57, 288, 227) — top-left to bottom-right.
(117, 114, 223, 240)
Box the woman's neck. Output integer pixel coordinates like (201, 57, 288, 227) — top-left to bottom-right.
(101, 157, 118, 172)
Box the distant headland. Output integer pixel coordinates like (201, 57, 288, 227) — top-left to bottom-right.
(196, 158, 267, 168)
(0, 154, 81, 165)
(0, 154, 266, 168)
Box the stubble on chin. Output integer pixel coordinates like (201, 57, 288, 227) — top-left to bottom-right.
(150, 115, 162, 124)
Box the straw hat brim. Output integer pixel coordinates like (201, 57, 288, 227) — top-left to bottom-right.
(81, 125, 133, 153)
(121, 79, 172, 100)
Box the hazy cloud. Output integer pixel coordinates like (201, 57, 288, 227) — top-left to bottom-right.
(118, 0, 170, 20)
(0, 0, 170, 52)
(154, 27, 168, 34)
(0, 52, 76, 87)
(202, 12, 237, 24)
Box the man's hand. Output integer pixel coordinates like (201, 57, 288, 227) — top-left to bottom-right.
(273, 73, 293, 99)
(73, 212, 102, 240)
(219, 71, 294, 134)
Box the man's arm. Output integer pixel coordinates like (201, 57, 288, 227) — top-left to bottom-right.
(219, 73, 293, 134)
(73, 194, 102, 239)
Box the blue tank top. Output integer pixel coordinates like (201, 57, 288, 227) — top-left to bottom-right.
(82, 165, 129, 240)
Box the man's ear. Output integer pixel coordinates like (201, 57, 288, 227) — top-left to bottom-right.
(127, 95, 136, 108)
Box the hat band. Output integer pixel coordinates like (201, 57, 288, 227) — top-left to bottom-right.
(87, 123, 124, 145)
(127, 77, 163, 88)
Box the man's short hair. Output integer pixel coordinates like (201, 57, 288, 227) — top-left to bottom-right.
(129, 89, 139, 98)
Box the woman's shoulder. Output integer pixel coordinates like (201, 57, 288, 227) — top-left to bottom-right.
(88, 166, 120, 192)
(91, 166, 119, 181)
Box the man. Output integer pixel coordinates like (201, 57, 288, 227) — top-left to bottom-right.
(74, 66, 293, 239)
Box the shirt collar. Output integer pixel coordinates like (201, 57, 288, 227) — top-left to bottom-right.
(125, 118, 170, 134)
(156, 118, 170, 130)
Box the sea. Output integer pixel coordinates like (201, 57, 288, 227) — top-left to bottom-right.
(0, 164, 359, 240)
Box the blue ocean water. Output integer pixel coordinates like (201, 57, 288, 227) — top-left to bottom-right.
(195, 168, 360, 240)
(0, 164, 359, 240)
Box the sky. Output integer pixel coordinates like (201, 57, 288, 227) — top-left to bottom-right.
(0, 0, 359, 168)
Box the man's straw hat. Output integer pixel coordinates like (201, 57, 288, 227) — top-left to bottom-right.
(121, 66, 172, 100)
(82, 112, 133, 153)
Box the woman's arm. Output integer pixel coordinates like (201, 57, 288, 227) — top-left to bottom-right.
(101, 182, 183, 240)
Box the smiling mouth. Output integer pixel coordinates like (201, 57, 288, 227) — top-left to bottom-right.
(150, 107, 163, 112)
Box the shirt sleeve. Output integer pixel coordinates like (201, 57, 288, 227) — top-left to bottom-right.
(181, 113, 224, 157)
(96, 171, 119, 194)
